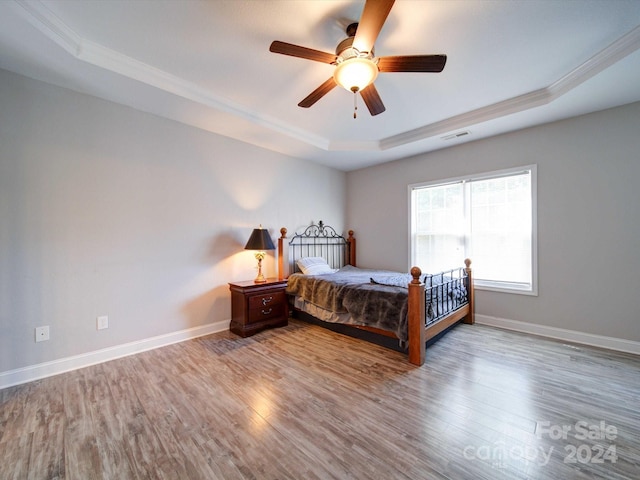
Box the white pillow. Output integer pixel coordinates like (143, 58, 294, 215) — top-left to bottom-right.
(296, 257, 337, 275)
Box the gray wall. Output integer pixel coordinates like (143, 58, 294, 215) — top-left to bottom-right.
(346, 102, 640, 342)
(2, 65, 638, 376)
(0, 69, 346, 373)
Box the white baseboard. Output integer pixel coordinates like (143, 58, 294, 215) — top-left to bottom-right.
(5, 316, 636, 390)
(0, 320, 229, 390)
(476, 314, 640, 355)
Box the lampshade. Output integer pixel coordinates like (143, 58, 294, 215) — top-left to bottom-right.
(333, 57, 379, 92)
(244, 227, 275, 251)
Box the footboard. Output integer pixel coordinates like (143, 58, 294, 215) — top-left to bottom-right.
(407, 259, 474, 365)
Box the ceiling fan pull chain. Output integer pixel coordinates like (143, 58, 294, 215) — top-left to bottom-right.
(353, 89, 358, 119)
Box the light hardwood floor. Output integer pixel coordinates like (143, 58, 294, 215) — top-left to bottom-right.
(1, 320, 639, 479)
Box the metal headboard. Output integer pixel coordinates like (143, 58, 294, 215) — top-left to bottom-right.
(287, 221, 353, 273)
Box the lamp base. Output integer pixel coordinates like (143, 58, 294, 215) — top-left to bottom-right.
(254, 257, 266, 283)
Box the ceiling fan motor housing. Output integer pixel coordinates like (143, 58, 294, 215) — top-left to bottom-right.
(333, 23, 379, 93)
(335, 23, 376, 61)
(335, 36, 376, 61)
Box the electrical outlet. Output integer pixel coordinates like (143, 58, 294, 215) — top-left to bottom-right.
(35, 326, 50, 342)
(97, 315, 109, 330)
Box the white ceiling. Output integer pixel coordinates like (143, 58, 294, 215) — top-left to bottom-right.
(1, 0, 639, 171)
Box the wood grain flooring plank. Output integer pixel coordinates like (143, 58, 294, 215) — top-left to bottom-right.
(100, 359, 178, 480)
(0, 433, 33, 480)
(26, 376, 65, 480)
(62, 369, 104, 480)
(0, 384, 29, 444)
(84, 365, 138, 479)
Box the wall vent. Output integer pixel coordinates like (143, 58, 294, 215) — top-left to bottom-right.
(441, 131, 471, 141)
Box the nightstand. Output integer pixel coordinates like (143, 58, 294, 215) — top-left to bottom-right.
(229, 278, 289, 337)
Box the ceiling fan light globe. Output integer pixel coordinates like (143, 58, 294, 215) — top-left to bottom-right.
(333, 57, 379, 92)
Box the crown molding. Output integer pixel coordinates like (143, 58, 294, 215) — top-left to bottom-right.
(14, 1, 640, 155)
(550, 24, 640, 98)
(16, 0, 81, 55)
(381, 24, 640, 150)
(13, 0, 329, 150)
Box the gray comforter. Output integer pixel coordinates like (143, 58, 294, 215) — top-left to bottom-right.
(286, 266, 413, 342)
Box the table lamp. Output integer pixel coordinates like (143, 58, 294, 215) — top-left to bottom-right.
(244, 226, 275, 283)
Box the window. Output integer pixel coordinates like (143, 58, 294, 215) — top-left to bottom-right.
(409, 166, 537, 295)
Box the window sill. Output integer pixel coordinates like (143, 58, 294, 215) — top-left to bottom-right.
(475, 281, 538, 296)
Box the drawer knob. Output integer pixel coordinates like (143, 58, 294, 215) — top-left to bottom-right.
(262, 296, 273, 306)
(261, 308, 273, 315)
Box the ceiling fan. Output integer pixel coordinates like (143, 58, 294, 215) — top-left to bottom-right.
(269, 0, 446, 117)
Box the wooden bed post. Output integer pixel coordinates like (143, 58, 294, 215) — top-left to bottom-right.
(347, 230, 356, 266)
(464, 258, 475, 324)
(278, 228, 287, 280)
(407, 266, 426, 366)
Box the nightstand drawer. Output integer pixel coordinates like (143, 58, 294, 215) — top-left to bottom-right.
(248, 302, 286, 323)
(248, 291, 286, 310)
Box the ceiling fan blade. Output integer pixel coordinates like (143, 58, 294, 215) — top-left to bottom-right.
(360, 83, 386, 116)
(353, 0, 395, 53)
(269, 41, 335, 64)
(298, 78, 337, 108)
(377, 55, 447, 72)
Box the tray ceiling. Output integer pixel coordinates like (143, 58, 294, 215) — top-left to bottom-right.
(1, 0, 639, 171)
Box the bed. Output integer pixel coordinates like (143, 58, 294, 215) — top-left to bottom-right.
(277, 221, 474, 366)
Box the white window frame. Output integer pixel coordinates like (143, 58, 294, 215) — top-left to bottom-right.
(408, 165, 538, 296)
